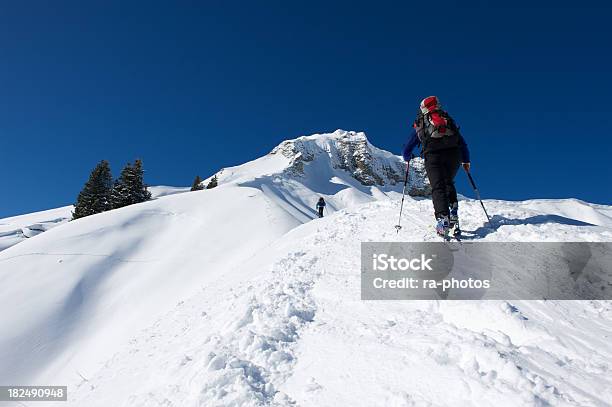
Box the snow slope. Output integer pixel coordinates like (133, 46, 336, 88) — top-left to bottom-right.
(0, 206, 72, 252)
(206, 130, 429, 222)
(0, 184, 301, 387)
(0, 185, 189, 253)
(68, 200, 612, 407)
(1, 130, 611, 406)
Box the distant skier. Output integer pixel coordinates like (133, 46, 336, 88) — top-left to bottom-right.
(403, 96, 471, 239)
(316, 197, 326, 218)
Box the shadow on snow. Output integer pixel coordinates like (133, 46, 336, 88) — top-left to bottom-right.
(461, 214, 595, 240)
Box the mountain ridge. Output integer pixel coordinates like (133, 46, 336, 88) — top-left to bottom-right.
(1, 131, 611, 406)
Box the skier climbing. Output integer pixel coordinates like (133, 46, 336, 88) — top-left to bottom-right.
(316, 197, 326, 218)
(402, 96, 471, 239)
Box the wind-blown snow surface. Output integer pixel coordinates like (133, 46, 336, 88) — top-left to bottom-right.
(1, 131, 611, 406)
(0, 186, 189, 253)
(0, 206, 72, 252)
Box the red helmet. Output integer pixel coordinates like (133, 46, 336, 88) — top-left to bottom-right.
(420, 96, 441, 114)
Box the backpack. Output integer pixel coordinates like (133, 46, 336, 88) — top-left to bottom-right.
(413, 96, 460, 153)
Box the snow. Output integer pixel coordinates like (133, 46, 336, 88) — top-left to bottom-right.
(0, 186, 188, 253)
(148, 185, 191, 199)
(0, 130, 611, 406)
(0, 184, 300, 388)
(205, 130, 424, 224)
(0, 206, 72, 252)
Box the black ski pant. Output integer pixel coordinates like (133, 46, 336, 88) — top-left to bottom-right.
(318, 207, 324, 218)
(424, 148, 461, 219)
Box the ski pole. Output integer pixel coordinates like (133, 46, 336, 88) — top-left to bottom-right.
(465, 170, 492, 225)
(395, 161, 411, 233)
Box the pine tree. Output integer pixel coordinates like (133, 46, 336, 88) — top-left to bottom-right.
(206, 175, 218, 189)
(110, 169, 132, 209)
(111, 159, 152, 209)
(73, 160, 113, 220)
(130, 159, 152, 203)
(190, 175, 204, 191)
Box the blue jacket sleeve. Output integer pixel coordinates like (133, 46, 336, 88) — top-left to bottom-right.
(402, 129, 420, 161)
(458, 134, 470, 163)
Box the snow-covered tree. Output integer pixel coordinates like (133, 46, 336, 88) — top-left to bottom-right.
(206, 175, 218, 189)
(111, 159, 152, 209)
(72, 160, 113, 220)
(190, 175, 204, 191)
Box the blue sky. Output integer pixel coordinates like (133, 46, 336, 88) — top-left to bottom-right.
(1, 1, 610, 217)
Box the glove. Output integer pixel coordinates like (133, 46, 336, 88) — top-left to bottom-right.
(462, 162, 471, 172)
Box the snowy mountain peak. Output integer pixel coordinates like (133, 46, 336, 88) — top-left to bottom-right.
(270, 129, 368, 163)
(197, 130, 430, 225)
(272, 129, 367, 149)
(268, 129, 416, 188)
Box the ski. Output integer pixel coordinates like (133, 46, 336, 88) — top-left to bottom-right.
(435, 224, 464, 242)
(452, 227, 462, 241)
(435, 226, 452, 241)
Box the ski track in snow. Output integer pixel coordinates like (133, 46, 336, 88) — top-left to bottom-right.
(70, 232, 329, 407)
(280, 203, 612, 407)
(67, 199, 612, 407)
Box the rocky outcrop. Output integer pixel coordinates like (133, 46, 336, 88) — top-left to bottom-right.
(270, 130, 430, 195)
